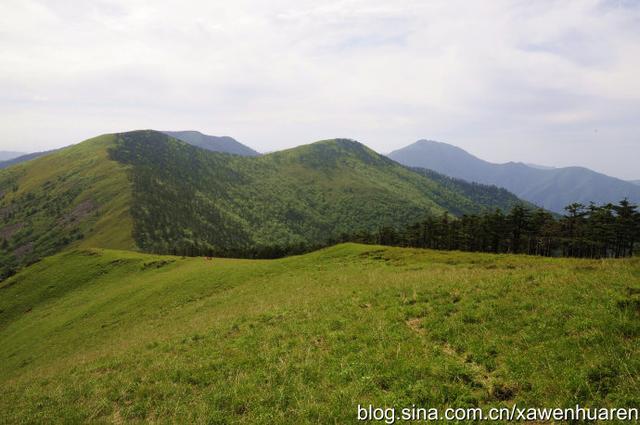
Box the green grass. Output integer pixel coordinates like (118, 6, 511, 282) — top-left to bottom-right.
(0, 243, 638, 423)
(0, 134, 134, 276)
(0, 131, 637, 423)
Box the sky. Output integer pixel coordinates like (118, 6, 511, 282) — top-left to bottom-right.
(1, 0, 639, 179)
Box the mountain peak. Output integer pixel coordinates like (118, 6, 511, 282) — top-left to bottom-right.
(388, 139, 490, 181)
(414, 139, 447, 146)
(396, 139, 487, 163)
(279, 138, 392, 168)
(389, 139, 640, 213)
(310, 138, 365, 150)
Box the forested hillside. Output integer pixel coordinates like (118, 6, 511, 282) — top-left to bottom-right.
(109, 131, 528, 257)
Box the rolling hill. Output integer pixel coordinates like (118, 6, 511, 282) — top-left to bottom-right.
(0, 244, 638, 422)
(388, 140, 640, 213)
(0, 130, 527, 277)
(163, 130, 259, 156)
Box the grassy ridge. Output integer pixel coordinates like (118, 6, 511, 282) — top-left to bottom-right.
(0, 244, 638, 423)
(0, 134, 134, 277)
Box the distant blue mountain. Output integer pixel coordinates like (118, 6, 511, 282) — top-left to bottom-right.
(0, 151, 25, 161)
(388, 140, 640, 213)
(0, 150, 58, 169)
(162, 131, 259, 156)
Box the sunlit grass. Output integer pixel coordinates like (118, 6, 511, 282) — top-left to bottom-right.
(0, 243, 638, 423)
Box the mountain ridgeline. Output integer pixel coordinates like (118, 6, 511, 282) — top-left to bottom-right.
(162, 130, 260, 156)
(109, 131, 525, 257)
(0, 149, 59, 170)
(408, 167, 535, 212)
(388, 140, 640, 213)
(0, 130, 258, 171)
(0, 130, 526, 277)
(0, 151, 25, 161)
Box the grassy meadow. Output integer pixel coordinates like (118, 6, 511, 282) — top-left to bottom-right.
(0, 243, 639, 423)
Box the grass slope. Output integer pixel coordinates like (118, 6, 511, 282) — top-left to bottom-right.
(110, 131, 526, 255)
(0, 244, 638, 423)
(0, 135, 134, 277)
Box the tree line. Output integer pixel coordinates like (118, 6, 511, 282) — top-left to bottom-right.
(342, 200, 639, 259)
(167, 199, 639, 260)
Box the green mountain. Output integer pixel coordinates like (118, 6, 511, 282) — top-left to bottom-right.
(0, 130, 527, 277)
(388, 140, 640, 213)
(1, 244, 638, 422)
(114, 131, 529, 255)
(162, 130, 259, 156)
(0, 134, 134, 278)
(0, 130, 258, 170)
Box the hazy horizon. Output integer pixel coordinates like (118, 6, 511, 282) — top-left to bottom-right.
(1, 1, 639, 179)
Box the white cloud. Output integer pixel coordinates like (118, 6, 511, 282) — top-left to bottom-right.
(0, 0, 638, 178)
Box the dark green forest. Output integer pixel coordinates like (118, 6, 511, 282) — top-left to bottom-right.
(345, 200, 640, 259)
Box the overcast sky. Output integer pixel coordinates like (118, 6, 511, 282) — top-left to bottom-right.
(1, 0, 639, 179)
